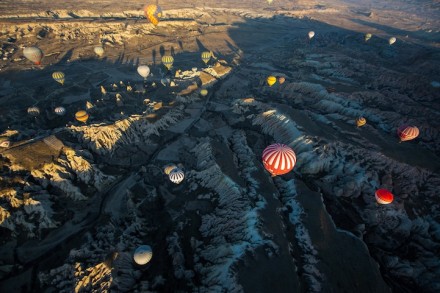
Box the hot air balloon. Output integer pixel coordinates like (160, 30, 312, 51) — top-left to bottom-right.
(169, 168, 185, 184)
(267, 0, 274, 4)
(308, 31, 315, 39)
(267, 76, 277, 87)
(23, 47, 43, 65)
(389, 37, 397, 45)
(278, 77, 286, 84)
(356, 117, 366, 127)
(365, 33, 372, 42)
(27, 106, 40, 117)
(200, 89, 208, 96)
(94, 46, 104, 57)
(52, 71, 65, 85)
(164, 164, 178, 175)
(375, 189, 394, 205)
(137, 65, 150, 80)
(75, 110, 89, 123)
(162, 55, 174, 70)
(86, 101, 95, 110)
(397, 125, 419, 142)
(144, 4, 162, 26)
(54, 106, 66, 116)
(262, 143, 296, 176)
(133, 245, 153, 265)
(201, 51, 211, 65)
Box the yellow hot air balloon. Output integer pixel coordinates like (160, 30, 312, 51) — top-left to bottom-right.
(200, 89, 208, 96)
(161, 55, 174, 70)
(94, 46, 105, 57)
(75, 110, 89, 123)
(164, 164, 178, 175)
(356, 117, 367, 127)
(267, 76, 277, 87)
(52, 71, 65, 85)
(365, 33, 372, 42)
(201, 51, 211, 65)
(144, 4, 162, 26)
(389, 37, 397, 45)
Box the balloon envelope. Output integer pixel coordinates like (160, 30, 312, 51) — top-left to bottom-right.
(75, 110, 89, 123)
(375, 189, 394, 204)
(278, 77, 286, 84)
(397, 125, 419, 142)
(200, 89, 208, 96)
(94, 46, 104, 57)
(356, 117, 366, 127)
(54, 106, 66, 116)
(267, 76, 277, 87)
(52, 71, 65, 85)
(201, 51, 211, 64)
(308, 31, 315, 39)
(162, 55, 174, 70)
(144, 4, 162, 26)
(27, 106, 40, 116)
(365, 33, 372, 42)
(169, 168, 185, 184)
(133, 245, 153, 265)
(137, 65, 150, 79)
(23, 47, 43, 65)
(164, 165, 178, 175)
(389, 37, 397, 45)
(262, 144, 296, 176)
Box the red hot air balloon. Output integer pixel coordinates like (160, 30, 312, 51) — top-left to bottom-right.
(375, 189, 394, 205)
(397, 125, 419, 142)
(262, 143, 296, 176)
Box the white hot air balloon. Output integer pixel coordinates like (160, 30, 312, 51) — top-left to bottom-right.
(23, 47, 43, 65)
(169, 168, 185, 184)
(27, 106, 40, 117)
(133, 245, 153, 265)
(94, 46, 105, 57)
(137, 65, 150, 80)
(54, 106, 66, 116)
(308, 31, 315, 39)
(389, 37, 397, 45)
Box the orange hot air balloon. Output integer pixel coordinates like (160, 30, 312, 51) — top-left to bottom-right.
(262, 143, 296, 176)
(375, 189, 394, 205)
(397, 125, 419, 142)
(356, 117, 366, 127)
(75, 110, 89, 123)
(278, 77, 286, 84)
(144, 4, 162, 26)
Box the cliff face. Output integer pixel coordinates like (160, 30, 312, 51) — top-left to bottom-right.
(0, 144, 115, 246)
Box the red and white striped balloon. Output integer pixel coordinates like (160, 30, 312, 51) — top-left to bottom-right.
(397, 125, 419, 142)
(262, 143, 296, 176)
(375, 189, 394, 205)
